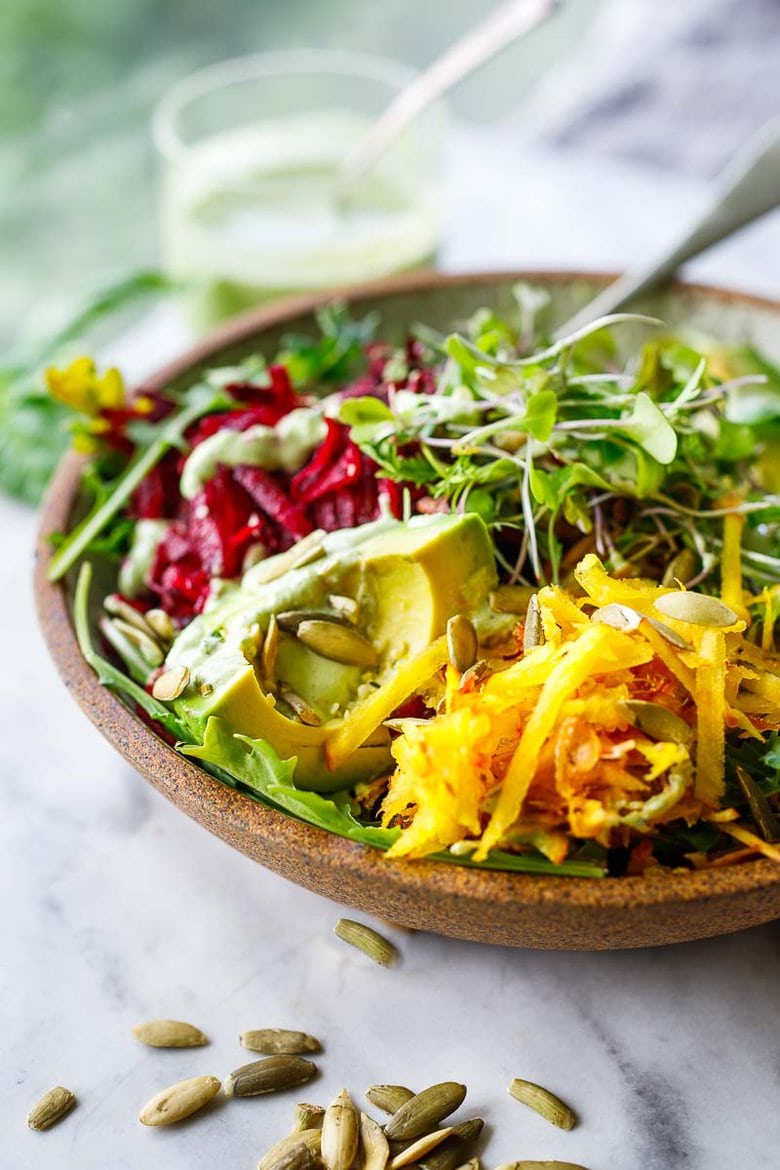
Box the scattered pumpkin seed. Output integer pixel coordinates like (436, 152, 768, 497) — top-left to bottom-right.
(391, 1127, 454, 1168)
(261, 614, 280, 690)
(241, 1029, 322, 1055)
(452, 1159, 479, 1170)
(329, 593, 360, 622)
(138, 1074, 221, 1126)
(132, 1018, 208, 1048)
(385, 1083, 467, 1141)
(446, 615, 478, 673)
(662, 548, 698, 587)
(26, 1085, 76, 1131)
(365, 1085, 415, 1114)
(644, 615, 693, 649)
(654, 591, 738, 627)
(523, 594, 543, 652)
(294, 1103, 326, 1132)
(152, 665, 190, 701)
(322, 1089, 359, 1170)
(418, 1119, 484, 1170)
(508, 1079, 576, 1131)
(145, 608, 175, 644)
(104, 594, 156, 636)
(277, 609, 349, 632)
(621, 700, 693, 745)
(225, 1056, 317, 1098)
(590, 603, 642, 632)
(297, 620, 379, 668)
(259, 1129, 323, 1170)
(279, 688, 322, 727)
(735, 764, 780, 842)
(333, 919, 398, 967)
(489, 585, 534, 614)
(252, 531, 327, 584)
(111, 617, 165, 665)
(459, 659, 489, 692)
(360, 1111, 390, 1170)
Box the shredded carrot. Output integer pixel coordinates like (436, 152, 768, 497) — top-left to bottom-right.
(694, 628, 726, 805)
(716, 822, 780, 863)
(720, 506, 747, 618)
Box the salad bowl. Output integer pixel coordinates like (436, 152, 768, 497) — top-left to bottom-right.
(35, 270, 780, 950)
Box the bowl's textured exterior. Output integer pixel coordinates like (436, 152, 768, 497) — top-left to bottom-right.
(35, 270, 780, 950)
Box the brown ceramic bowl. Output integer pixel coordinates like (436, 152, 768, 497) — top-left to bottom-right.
(35, 270, 780, 950)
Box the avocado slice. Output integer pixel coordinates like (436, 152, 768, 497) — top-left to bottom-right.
(165, 512, 497, 791)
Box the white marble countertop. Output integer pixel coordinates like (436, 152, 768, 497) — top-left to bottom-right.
(4, 137, 780, 1170)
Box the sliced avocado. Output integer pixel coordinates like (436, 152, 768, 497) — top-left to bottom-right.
(167, 513, 497, 791)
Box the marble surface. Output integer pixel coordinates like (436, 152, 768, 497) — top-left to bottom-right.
(4, 139, 780, 1169)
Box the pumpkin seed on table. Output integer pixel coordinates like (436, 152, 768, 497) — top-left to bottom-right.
(366, 1084, 415, 1114)
(334, 918, 398, 967)
(152, 664, 190, 701)
(653, 591, 738, 627)
(133, 1018, 208, 1048)
(385, 1082, 467, 1141)
(391, 1127, 454, 1168)
(294, 1102, 326, 1131)
(26, 1085, 76, 1131)
(360, 1110, 391, 1170)
(322, 1089, 359, 1170)
(418, 1119, 484, 1170)
(297, 620, 379, 668)
(225, 1055, 317, 1098)
(508, 1079, 576, 1131)
(259, 1128, 323, 1170)
(138, 1074, 221, 1126)
(446, 615, 478, 673)
(241, 1028, 322, 1055)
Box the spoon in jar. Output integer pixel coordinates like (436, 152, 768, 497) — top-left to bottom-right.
(556, 114, 780, 336)
(336, 0, 560, 196)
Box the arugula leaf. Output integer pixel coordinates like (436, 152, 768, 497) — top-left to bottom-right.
(278, 303, 377, 388)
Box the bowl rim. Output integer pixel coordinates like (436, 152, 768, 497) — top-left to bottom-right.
(34, 268, 780, 918)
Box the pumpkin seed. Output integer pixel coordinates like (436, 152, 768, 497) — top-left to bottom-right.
(458, 659, 489, 692)
(334, 919, 398, 967)
(259, 1129, 323, 1170)
(735, 764, 780, 842)
(277, 609, 350, 633)
(241, 1028, 322, 1055)
(104, 594, 156, 637)
(151, 665, 190, 701)
(662, 548, 698, 587)
(385, 1083, 467, 1141)
(138, 1074, 221, 1126)
(111, 617, 165, 665)
(322, 1089, 359, 1170)
(132, 1018, 208, 1048)
(644, 615, 693, 650)
(261, 614, 280, 690)
(329, 593, 360, 622)
(391, 1128, 453, 1169)
(452, 1160, 479, 1170)
(508, 1079, 576, 1130)
(280, 688, 322, 727)
(26, 1085, 76, 1131)
(224, 1055, 317, 1098)
(654, 591, 738, 627)
(446, 615, 478, 673)
(365, 1085, 415, 1114)
(418, 1119, 484, 1170)
(145, 608, 175, 644)
(297, 620, 379, 668)
(489, 585, 534, 614)
(252, 531, 327, 584)
(294, 1103, 326, 1132)
(523, 594, 543, 651)
(360, 1111, 390, 1170)
(621, 700, 693, 745)
(590, 603, 642, 632)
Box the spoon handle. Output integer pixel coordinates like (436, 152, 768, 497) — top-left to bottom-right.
(339, 0, 559, 187)
(556, 115, 780, 336)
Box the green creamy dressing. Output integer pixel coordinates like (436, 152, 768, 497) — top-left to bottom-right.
(119, 519, 170, 598)
(179, 406, 328, 500)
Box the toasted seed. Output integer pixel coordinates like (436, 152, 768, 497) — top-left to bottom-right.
(523, 594, 543, 652)
(446, 615, 478, 673)
(295, 1103, 326, 1132)
(621, 700, 693, 745)
(252, 531, 327, 584)
(133, 1018, 208, 1048)
(261, 614, 280, 689)
(104, 594, 156, 636)
(322, 1089, 359, 1170)
(360, 1111, 390, 1170)
(152, 665, 190, 701)
(590, 603, 642, 632)
(366, 1085, 415, 1114)
(418, 1120, 484, 1170)
(489, 585, 534, 614)
(145, 608, 175, 644)
(508, 1079, 576, 1131)
(280, 688, 322, 727)
(391, 1128, 453, 1169)
(495, 1163, 591, 1170)
(242, 1029, 322, 1055)
(459, 659, 489, 692)
(329, 593, 360, 622)
(654, 591, 738, 627)
(644, 615, 693, 649)
(26, 1086, 76, 1131)
(662, 548, 698, 587)
(385, 1083, 467, 1141)
(138, 1074, 221, 1126)
(259, 1129, 323, 1170)
(297, 620, 379, 668)
(225, 1056, 317, 1098)
(112, 617, 165, 665)
(735, 764, 780, 842)
(453, 1160, 479, 1170)
(334, 919, 398, 967)
(277, 609, 349, 632)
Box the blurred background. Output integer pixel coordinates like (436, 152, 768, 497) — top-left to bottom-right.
(2, 0, 780, 352)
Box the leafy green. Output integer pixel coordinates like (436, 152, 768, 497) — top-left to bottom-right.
(277, 302, 378, 388)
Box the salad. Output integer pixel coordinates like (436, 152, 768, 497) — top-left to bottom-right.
(47, 290, 780, 878)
